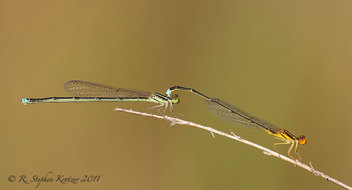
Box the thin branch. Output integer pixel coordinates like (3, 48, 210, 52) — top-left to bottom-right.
(115, 107, 351, 190)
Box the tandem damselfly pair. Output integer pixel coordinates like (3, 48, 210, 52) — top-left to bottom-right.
(22, 80, 307, 161)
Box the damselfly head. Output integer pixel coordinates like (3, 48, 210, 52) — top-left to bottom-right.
(298, 135, 307, 145)
(171, 94, 180, 104)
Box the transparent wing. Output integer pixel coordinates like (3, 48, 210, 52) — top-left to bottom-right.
(63, 80, 152, 98)
(205, 98, 281, 132)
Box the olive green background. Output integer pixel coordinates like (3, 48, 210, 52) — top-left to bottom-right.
(1, 1, 352, 190)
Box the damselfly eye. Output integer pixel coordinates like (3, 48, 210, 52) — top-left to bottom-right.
(298, 135, 307, 145)
(171, 94, 180, 104)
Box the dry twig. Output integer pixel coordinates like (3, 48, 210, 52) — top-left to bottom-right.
(115, 107, 351, 190)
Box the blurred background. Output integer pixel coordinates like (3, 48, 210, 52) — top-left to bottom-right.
(1, 1, 352, 189)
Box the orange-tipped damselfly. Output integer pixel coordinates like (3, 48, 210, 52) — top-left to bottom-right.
(166, 86, 307, 161)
